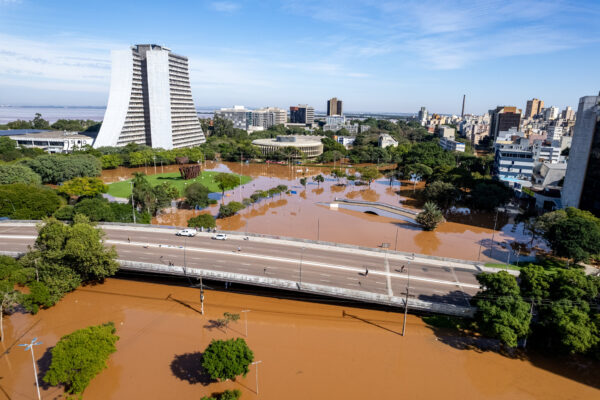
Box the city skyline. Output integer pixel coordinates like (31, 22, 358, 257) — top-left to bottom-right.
(1, 1, 599, 114)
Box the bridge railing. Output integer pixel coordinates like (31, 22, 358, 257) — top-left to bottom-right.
(334, 198, 420, 215)
(119, 260, 475, 317)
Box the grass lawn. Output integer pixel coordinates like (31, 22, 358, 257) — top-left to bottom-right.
(107, 171, 252, 198)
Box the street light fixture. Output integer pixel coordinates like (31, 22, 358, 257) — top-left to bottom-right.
(402, 262, 411, 337)
(129, 181, 136, 224)
(251, 360, 262, 395)
(19, 337, 42, 400)
(299, 247, 305, 288)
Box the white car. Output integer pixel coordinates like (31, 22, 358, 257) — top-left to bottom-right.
(212, 233, 228, 240)
(176, 229, 197, 237)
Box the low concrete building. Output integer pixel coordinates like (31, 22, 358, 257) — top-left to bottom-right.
(378, 133, 398, 148)
(252, 135, 324, 158)
(439, 137, 466, 152)
(8, 131, 94, 153)
(438, 125, 456, 139)
(335, 135, 356, 148)
(532, 162, 567, 189)
(214, 105, 252, 130)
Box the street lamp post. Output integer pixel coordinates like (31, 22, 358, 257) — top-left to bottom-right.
(402, 263, 411, 337)
(199, 276, 204, 315)
(490, 208, 499, 258)
(251, 360, 262, 395)
(241, 309, 251, 337)
(19, 337, 42, 400)
(130, 181, 136, 224)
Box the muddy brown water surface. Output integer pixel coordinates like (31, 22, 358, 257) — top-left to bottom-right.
(101, 162, 536, 263)
(1, 278, 598, 399)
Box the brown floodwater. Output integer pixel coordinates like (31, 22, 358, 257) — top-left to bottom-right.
(101, 163, 537, 263)
(108, 162, 534, 263)
(1, 278, 598, 399)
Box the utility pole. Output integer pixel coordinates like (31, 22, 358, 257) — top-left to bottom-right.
(402, 264, 410, 337)
(184, 236, 187, 270)
(153, 155, 157, 175)
(241, 309, 251, 337)
(490, 208, 499, 258)
(317, 218, 320, 241)
(19, 338, 42, 400)
(394, 227, 399, 251)
(252, 360, 262, 395)
(130, 181, 136, 224)
(523, 300, 534, 348)
(199, 276, 204, 315)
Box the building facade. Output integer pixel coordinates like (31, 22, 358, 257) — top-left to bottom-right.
(252, 107, 287, 128)
(8, 131, 94, 153)
(489, 106, 522, 140)
(439, 137, 465, 152)
(525, 98, 544, 119)
(561, 94, 600, 216)
(327, 97, 343, 116)
(494, 130, 534, 189)
(94, 44, 205, 149)
(289, 105, 315, 125)
(214, 106, 252, 130)
(252, 136, 324, 158)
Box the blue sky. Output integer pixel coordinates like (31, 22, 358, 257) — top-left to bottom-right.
(0, 0, 599, 114)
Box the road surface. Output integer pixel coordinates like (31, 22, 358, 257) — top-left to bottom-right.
(0, 223, 483, 308)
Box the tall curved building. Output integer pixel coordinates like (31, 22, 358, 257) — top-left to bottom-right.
(94, 44, 206, 149)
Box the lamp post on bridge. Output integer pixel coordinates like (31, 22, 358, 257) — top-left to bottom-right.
(19, 337, 42, 400)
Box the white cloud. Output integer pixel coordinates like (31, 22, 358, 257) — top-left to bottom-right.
(210, 1, 240, 12)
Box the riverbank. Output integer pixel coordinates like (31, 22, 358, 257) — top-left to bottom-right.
(1, 278, 597, 399)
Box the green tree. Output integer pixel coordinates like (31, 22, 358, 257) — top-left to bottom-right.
(58, 177, 108, 197)
(299, 177, 307, 188)
(202, 338, 254, 381)
(470, 181, 512, 211)
(24, 154, 101, 184)
(541, 207, 600, 262)
(100, 154, 123, 169)
(32, 113, 50, 129)
(201, 390, 242, 400)
(43, 322, 119, 395)
(185, 182, 210, 208)
(0, 183, 62, 219)
(357, 166, 379, 187)
(0, 164, 41, 185)
(188, 214, 216, 229)
(422, 181, 459, 210)
(0, 280, 20, 341)
(21, 280, 53, 314)
(215, 173, 239, 197)
(416, 202, 445, 231)
(73, 197, 115, 221)
(313, 174, 324, 187)
(473, 271, 531, 348)
(218, 201, 245, 218)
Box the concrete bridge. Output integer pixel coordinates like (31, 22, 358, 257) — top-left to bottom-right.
(331, 198, 421, 224)
(0, 221, 487, 318)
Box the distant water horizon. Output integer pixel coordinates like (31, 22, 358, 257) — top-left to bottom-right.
(0, 105, 414, 125)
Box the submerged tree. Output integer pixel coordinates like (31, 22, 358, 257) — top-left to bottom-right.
(416, 202, 445, 231)
(202, 338, 254, 381)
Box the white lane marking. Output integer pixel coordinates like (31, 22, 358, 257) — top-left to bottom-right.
(0, 235, 479, 289)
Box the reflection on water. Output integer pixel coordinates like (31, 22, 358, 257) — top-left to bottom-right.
(103, 162, 539, 262)
(1, 278, 598, 400)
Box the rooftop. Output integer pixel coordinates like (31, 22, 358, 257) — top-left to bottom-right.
(7, 130, 94, 140)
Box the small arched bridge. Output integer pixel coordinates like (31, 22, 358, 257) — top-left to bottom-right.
(331, 198, 421, 225)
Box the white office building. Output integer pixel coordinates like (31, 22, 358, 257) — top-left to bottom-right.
(543, 106, 560, 121)
(439, 137, 465, 152)
(8, 131, 94, 153)
(214, 105, 252, 130)
(494, 130, 534, 189)
(94, 44, 206, 149)
(252, 107, 287, 129)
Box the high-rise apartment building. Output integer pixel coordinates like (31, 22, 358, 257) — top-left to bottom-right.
(561, 106, 575, 121)
(289, 105, 315, 125)
(327, 97, 343, 116)
(489, 106, 522, 140)
(94, 44, 205, 149)
(561, 94, 600, 216)
(418, 107, 428, 126)
(252, 107, 287, 129)
(525, 98, 544, 119)
(544, 106, 560, 121)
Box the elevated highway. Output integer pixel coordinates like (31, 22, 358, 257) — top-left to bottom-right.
(0, 221, 498, 316)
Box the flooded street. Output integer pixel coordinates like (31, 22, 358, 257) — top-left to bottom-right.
(1, 278, 597, 399)
(101, 162, 533, 263)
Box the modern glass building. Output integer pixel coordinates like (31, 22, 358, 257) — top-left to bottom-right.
(561, 94, 600, 216)
(94, 44, 206, 149)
